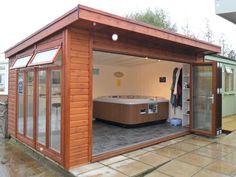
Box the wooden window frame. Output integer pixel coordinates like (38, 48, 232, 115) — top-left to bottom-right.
(28, 46, 61, 67)
(36, 68, 47, 147)
(16, 68, 35, 148)
(15, 47, 64, 164)
(35, 66, 63, 163)
(16, 71, 25, 136)
(11, 55, 32, 69)
(0, 63, 9, 95)
(25, 69, 35, 141)
(224, 66, 234, 93)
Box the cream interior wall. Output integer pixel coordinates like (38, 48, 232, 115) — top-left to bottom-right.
(93, 60, 184, 119)
(93, 65, 136, 98)
(131, 61, 184, 120)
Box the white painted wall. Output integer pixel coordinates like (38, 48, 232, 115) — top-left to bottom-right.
(222, 63, 236, 117)
(0, 54, 8, 95)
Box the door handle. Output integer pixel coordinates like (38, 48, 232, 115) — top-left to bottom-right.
(207, 94, 214, 104)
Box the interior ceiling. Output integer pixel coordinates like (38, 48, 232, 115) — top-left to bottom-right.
(93, 51, 177, 67)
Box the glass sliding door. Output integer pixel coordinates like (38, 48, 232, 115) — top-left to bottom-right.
(191, 62, 217, 136)
(17, 73, 24, 134)
(37, 70, 46, 145)
(26, 71, 34, 138)
(49, 70, 61, 152)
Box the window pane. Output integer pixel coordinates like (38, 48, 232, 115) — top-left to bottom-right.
(231, 69, 234, 91)
(37, 71, 46, 145)
(12, 56, 31, 69)
(225, 73, 229, 92)
(0, 74, 5, 92)
(31, 48, 59, 66)
(18, 73, 24, 134)
(192, 65, 212, 132)
(225, 72, 234, 92)
(50, 70, 61, 152)
(52, 50, 62, 66)
(26, 72, 34, 139)
(0, 65, 5, 70)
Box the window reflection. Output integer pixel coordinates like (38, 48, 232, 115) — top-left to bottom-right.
(18, 73, 24, 134)
(30, 48, 60, 66)
(37, 71, 46, 145)
(50, 70, 61, 152)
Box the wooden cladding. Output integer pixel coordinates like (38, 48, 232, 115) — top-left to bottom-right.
(93, 31, 199, 63)
(8, 57, 17, 137)
(64, 28, 92, 168)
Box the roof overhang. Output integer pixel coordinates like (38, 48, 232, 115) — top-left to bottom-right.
(216, 0, 236, 24)
(217, 12, 236, 24)
(5, 5, 221, 58)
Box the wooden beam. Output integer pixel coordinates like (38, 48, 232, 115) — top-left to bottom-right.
(78, 5, 221, 54)
(93, 31, 198, 63)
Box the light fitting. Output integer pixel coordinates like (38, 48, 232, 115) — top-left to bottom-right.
(112, 34, 118, 41)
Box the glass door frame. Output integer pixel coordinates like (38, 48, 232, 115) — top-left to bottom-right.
(35, 66, 62, 163)
(16, 68, 36, 148)
(190, 61, 218, 136)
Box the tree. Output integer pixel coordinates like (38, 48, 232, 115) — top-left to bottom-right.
(202, 18, 214, 43)
(218, 33, 230, 57)
(181, 21, 197, 39)
(126, 8, 177, 32)
(227, 50, 236, 59)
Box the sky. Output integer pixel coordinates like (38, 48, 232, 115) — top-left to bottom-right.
(1, 0, 236, 56)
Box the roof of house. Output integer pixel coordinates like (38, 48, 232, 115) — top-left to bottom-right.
(205, 54, 236, 65)
(5, 5, 221, 58)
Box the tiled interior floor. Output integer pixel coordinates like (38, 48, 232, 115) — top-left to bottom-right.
(223, 115, 236, 131)
(93, 120, 188, 155)
(70, 133, 236, 177)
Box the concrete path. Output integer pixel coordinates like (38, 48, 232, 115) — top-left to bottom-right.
(70, 133, 236, 177)
(0, 137, 63, 177)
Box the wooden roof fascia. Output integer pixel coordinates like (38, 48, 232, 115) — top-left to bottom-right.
(78, 5, 221, 54)
(5, 6, 79, 58)
(5, 4, 221, 58)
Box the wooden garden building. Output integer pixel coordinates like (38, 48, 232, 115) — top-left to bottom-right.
(5, 5, 222, 170)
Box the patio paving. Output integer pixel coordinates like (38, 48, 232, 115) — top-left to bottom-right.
(2, 132, 236, 177)
(0, 137, 66, 177)
(70, 132, 236, 177)
(222, 115, 236, 131)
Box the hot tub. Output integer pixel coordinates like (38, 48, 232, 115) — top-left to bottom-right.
(93, 95, 169, 126)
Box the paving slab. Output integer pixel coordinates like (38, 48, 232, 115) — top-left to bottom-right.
(192, 169, 230, 177)
(0, 138, 63, 177)
(153, 147, 187, 159)
(109, 158, 153, 177)
(177, 152, 215, 167)
(205, 160, 236, 176)
(70, 163, 104, 176)
(100, 156, 128, 166)
(77, 166, 127, 177)
(157, 160, 201, 177)
(132, 152, 170, 167)
(144, 170, 171, 177)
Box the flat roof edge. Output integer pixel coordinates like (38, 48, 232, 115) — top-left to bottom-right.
(5, 6, 79, 58)
(78, 5, 221, 53)
(5, 4, 221, 58)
